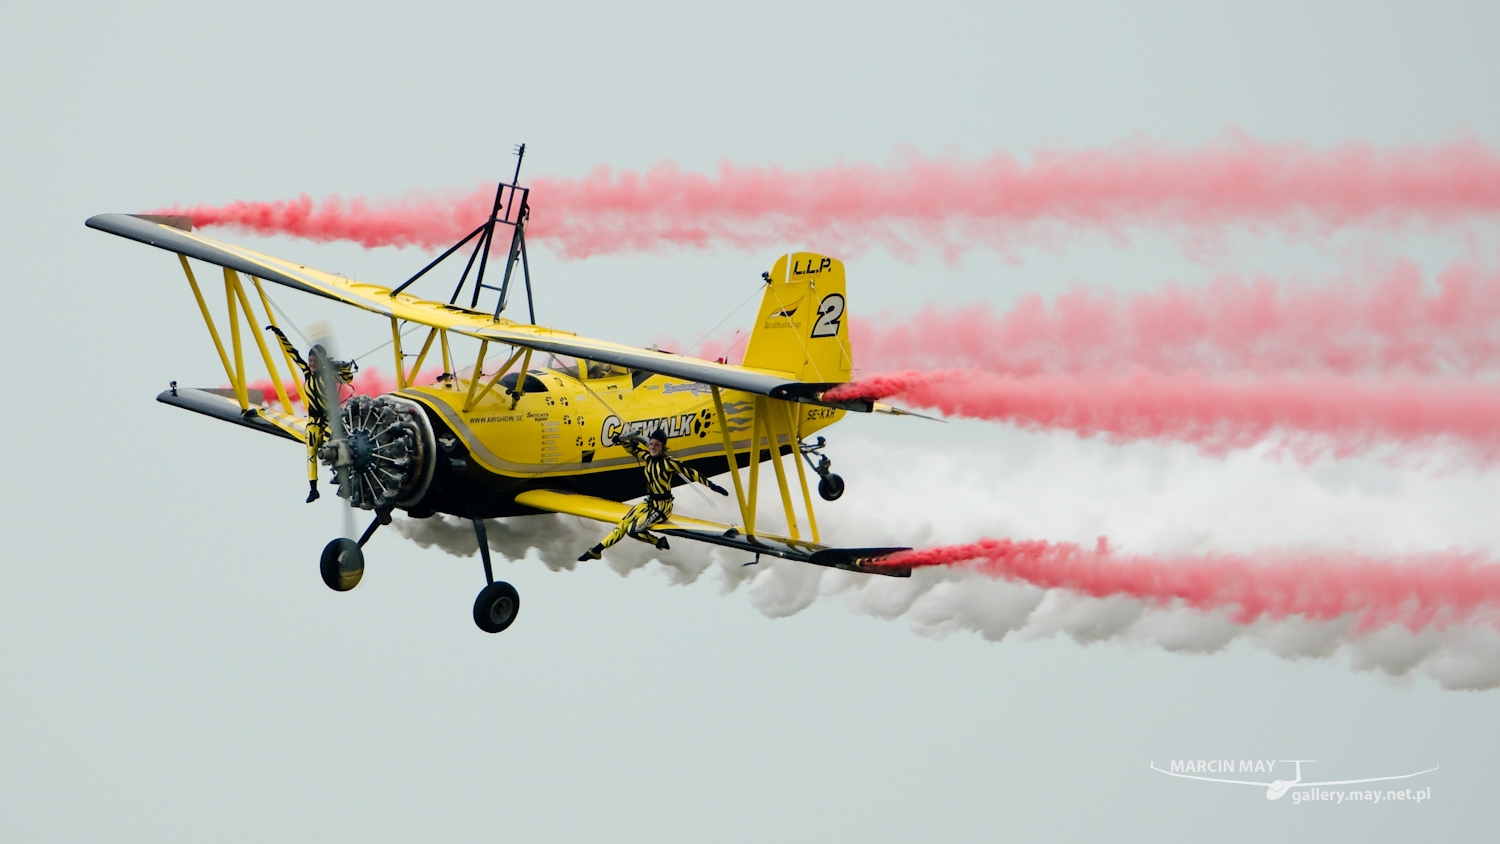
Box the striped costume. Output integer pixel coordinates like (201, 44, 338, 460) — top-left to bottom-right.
(598, 438, 715, 550)
(268, 326, 354, 499)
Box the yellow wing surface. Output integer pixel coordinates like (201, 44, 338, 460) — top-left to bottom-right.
(87, 214, 873, 411)
(514, 490, 911, 577)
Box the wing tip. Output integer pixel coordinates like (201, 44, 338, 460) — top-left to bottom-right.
(808, 547, 914, 577)
(86, 212, 194, 232)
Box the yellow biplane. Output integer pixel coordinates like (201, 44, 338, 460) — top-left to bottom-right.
(88, 163, 913, 633)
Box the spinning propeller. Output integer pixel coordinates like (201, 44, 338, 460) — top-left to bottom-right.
(305, 321, 356, 538)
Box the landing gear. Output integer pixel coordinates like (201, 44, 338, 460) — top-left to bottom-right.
(320, 539, 364, 591)
(470, 517, 521, 634)
(316, 508, 522, 633)
(474, 581, 520, 633)
(318, 508, 389, 592)
(800, 436, 846, 501)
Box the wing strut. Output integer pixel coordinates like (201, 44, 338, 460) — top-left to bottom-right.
(230, 269, 294, 413)
(174, 254, 303, 440)
(761, 397, 800, 540)
(179, 255, 238, 400)
(711, 386, 751, 525)
(788, 402, 821, 543)
(707, 390, 825, 546)
(465, 346, 525, 412)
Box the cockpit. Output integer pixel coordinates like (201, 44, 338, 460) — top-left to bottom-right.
(499, 371, 549, 393)
(547, 355, 633, 382)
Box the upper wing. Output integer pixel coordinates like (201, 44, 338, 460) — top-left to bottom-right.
(513, 489, 911, 577)
(88, 213, 872, 410)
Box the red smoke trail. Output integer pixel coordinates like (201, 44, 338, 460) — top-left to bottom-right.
(244, 368, 443, 410)
(886, 538, 1500, 633)
(161, 133, 1500, 260)
(826, 369, 1500, 458)
(175, 191, 493, 251)
(855, 261, 1500, 378)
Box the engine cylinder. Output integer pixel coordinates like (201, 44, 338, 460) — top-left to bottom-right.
(333, 395, 435, 511)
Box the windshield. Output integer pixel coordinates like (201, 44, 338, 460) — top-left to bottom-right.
(545, 355, 630, 381)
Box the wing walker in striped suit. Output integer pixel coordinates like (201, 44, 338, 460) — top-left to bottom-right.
(578, 428, 730, 560)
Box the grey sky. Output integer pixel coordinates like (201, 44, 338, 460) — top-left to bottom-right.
(3, 1, 1499, 840)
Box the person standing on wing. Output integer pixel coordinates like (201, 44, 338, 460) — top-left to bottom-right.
(267, 325, 357, 503)
(579, 428, 729, 560)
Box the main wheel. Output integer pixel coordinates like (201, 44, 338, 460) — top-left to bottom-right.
(320, 538, 365, 592)
(817, 473, 846, 501)
(473, 581, 521, 633)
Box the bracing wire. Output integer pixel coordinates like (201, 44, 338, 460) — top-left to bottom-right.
(351, 321, 426, 364)
(257, 280, 424, 365)
(681, 282, 763, 359)
(259, 285, 309, 345)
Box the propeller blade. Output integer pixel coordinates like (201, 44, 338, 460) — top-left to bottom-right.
(308, 321, 359, 538)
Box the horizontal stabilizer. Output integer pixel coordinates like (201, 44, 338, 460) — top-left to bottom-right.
(513, 489, 910, 577)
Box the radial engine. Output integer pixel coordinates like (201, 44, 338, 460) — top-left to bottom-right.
(325, 395, 436, 511)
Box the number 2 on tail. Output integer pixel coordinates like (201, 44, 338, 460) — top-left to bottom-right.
(811, 293, 845, 338)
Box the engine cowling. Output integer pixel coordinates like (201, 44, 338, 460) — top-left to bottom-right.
(333, 394, 435, 511)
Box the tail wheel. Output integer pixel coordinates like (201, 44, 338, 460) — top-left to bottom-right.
(473, 581, 521, 633)
(320, 538, 365, 592)
(817, 473, 846, 501)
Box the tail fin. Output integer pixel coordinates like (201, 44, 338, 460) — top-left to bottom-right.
(741, 252, 852, 385)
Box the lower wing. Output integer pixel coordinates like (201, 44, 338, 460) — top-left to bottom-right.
(513, 489, 912, 577)
(158, 387, 307, 442)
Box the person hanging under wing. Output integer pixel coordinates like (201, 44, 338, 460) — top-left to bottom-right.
(579, 428, 729, 560)
(266, 325, 357, 503)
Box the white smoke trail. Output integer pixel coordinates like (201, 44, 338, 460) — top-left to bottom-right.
(393, 509, 720, 585)
(394, 428, 1500, 690)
